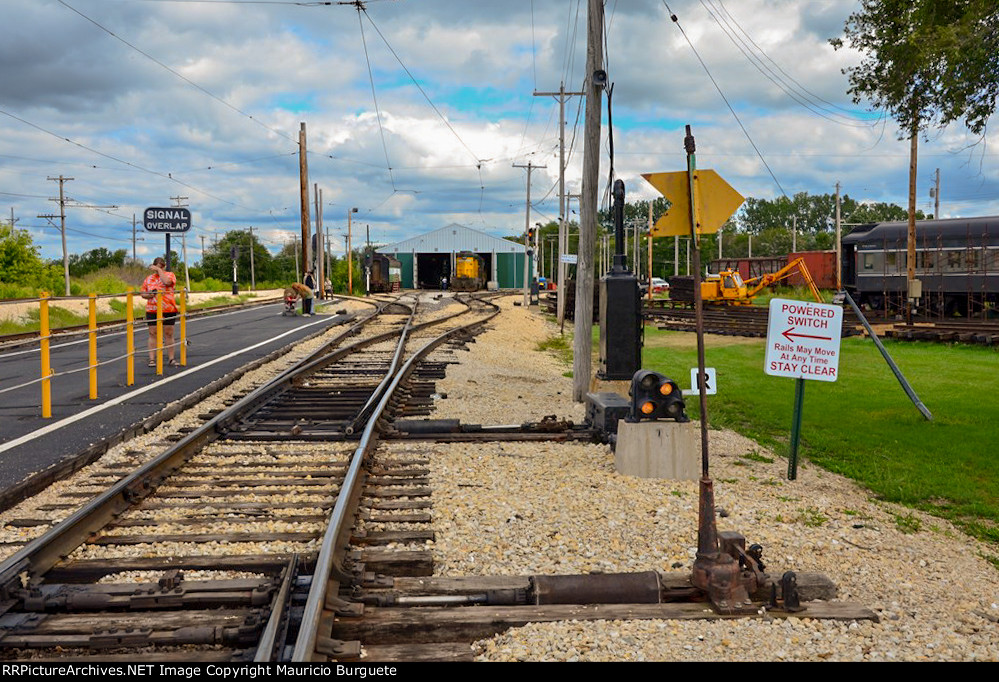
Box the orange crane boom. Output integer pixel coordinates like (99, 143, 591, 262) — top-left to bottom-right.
(744, 257, 823, 303)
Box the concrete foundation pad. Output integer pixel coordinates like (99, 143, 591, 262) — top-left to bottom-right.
(615, 420, 699, 480)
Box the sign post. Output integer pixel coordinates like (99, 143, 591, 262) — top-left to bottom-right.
(765, 297, 843, 479)
(143, 207, 192, 270)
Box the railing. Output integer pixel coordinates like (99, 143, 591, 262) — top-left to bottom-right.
(0, 289, 188, 418)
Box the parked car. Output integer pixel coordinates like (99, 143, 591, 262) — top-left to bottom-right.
(639, 277, 669, 294)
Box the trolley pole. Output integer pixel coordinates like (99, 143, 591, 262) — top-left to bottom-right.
(514, 161, 545, 306)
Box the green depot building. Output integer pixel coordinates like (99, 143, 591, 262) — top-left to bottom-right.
(375, 223, 527, 290)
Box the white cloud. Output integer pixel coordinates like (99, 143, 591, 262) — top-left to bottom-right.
(1, 0, 995, 264)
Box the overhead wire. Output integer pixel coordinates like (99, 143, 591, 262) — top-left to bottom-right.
(355, 5, 396, 191)
(661, 2, 789, 198)
(56, 0, 300, 146)
(699, 0, 878, 129)
(0, 109, 261, 213)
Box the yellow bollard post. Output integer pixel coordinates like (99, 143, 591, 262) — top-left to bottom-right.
(88, 293, 97, 399)
(126, 289, 135, 386)
(40, 292, 52, 419)
(179, 288, 187, 366)
(156, 291, 164, 376)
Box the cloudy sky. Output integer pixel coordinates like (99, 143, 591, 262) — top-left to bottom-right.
(2, 0, 997, 263)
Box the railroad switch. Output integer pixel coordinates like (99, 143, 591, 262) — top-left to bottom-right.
(325, 595, 364, 617)
(691, 477, 766, 614)
(316, 636, 362, 659)
(89, 628, 153, 649)
(768, 571, 804, 613)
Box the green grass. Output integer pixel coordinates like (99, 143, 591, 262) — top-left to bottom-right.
(536, 333, 573, 366)
(640, 325, 999, 546)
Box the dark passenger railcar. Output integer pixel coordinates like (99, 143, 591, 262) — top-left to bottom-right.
(367, 253, 402, 293)
(840, 216, 999, 317)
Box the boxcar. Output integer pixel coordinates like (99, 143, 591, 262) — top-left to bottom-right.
(841, 216, 999, 316)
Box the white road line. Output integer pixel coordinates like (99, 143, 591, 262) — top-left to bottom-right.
(0, 302, 286, 360)
(0, 315, 334, 455)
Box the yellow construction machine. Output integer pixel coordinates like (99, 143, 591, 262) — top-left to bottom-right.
(699, 257, 823, 305)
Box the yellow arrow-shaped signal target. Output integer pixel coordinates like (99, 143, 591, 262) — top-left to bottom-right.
(642, 169, 745, 237)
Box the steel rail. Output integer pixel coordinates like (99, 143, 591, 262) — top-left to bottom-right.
(0, 298, 402, 592)
(342, 294, 485, 435)
(292, 294, 500, 661)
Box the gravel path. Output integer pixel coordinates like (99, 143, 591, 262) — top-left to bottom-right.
(423, 294, 999, 662)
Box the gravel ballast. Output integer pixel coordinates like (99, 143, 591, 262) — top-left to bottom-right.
(422, 295, 999, 662)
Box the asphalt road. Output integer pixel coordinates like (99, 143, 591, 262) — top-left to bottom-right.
(0, 299, 357, 495)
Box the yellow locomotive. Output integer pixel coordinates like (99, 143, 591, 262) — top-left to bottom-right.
(450, 251, 487, 292)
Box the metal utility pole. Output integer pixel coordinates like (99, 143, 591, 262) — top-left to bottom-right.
(513, 161, 546, 306)
(573, 0, 604, 402)
(535, 83, 585, 324)
(647, 202, 654, 301)
(347, 207, 358, 295)
(171, 195, 190, 291)
(294, 236, 300, 282)
(248, 226, 256, 291)
(834, 182, 842, 290)
(200, 235, 206, 264)
(43, 176, 73, 296)
(314, 184, 324, 299)
(792, 215, 797, 253)
(299, 122, 311, 279)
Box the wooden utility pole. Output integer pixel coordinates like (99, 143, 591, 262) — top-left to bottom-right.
(535, 83, 585, 325)
(906, 127, 918, 286)
(42, 176, 73, 296)
(299, 122, 311, 280)
(132, 214, 138, 262)
(572, 0, 604, 402)
(513, 161, 545, 306)
(933, 168, 940, 218)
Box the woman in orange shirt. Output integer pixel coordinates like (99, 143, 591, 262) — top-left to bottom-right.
(140, 257, 179, 367)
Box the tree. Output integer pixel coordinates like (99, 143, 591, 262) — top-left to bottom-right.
(68, 247, 127, 277)
(832, 1, 998, 138)
(200, 230, 276, 284)
(831, 1, 999, 282)
(1, 222, 43, 282)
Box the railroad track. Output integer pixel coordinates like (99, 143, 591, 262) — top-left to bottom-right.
(883, 319, 999, 345)
(0, 291, 880, 663)
(645, 303, 860, 339)
(0, 292, 499, 662)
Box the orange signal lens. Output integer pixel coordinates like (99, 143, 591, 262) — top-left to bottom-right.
(641, 401, 656, 414)
(659, 383, 673, 396)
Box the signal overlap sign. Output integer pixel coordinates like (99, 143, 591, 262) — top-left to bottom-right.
(143, 207, 191, 233)
(765, 298, 842, 382)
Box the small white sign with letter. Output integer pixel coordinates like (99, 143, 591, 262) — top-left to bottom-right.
(685, 367, 717, 396)
(765, 298, 842, 382)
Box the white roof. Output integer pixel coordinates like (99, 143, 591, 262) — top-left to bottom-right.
(377, 223, 521, 254)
